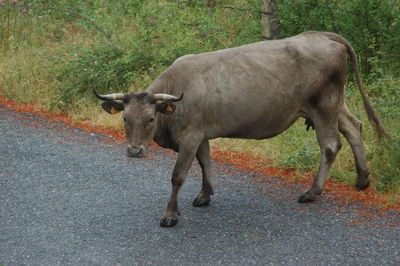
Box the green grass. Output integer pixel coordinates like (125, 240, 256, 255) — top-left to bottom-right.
(0, 0, 399, 201)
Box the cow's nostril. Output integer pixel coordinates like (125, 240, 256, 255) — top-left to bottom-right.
(126, 146, 144, 158)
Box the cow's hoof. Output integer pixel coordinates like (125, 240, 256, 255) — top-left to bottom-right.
(193, 197, 211, 207)
(298, 193, 316, 203)
(160, 217, 178, 227)
(356, 179, 370, 191)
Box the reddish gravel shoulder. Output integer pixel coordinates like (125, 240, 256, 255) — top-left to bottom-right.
(1, 95, 399, 218)
(210, 149, 399, 211)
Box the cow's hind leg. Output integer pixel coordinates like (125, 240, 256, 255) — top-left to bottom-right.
(298, 114, 342, 203)
(339, 104, 370, 190)
(193, 140, 214, 207)
(160, 139, 201, 227)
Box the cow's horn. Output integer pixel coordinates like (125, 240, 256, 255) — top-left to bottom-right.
(93, 89, 125, 101)
(154, 93, 183, 102)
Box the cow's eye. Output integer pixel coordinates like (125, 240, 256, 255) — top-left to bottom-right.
(123, 116, 127, 122)
(149, 117, 154, 123)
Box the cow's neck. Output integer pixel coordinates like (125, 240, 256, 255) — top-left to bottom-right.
(147, 78, 178, 151)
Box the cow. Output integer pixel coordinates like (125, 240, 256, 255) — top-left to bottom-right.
(94, 31, 386, 227)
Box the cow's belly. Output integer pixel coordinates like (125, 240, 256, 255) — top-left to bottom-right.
(209, 112, 301, 140)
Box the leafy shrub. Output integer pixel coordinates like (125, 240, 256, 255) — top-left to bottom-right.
(57, 45, 157, 105)
(277, 0, 400, 76)
(283, 144, 320, 170)
(54, 0, 261, 107)
(365, 76, 400, 120)
(373, 136, 400, 193)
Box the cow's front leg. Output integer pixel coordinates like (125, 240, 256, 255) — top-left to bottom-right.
(160, 141, 199, 227)
(193, 140, 213, 207)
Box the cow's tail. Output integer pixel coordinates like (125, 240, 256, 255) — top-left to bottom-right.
(322, 32, 388, 139)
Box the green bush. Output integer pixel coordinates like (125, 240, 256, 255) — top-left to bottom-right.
(277, 0, 400, 76)
(374, 137, 400, 193)
(52, 0, 261, 106)
(283, 145, 320, 170)
(57, 46, 133, 105)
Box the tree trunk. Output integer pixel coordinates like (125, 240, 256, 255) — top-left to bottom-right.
(260, 0, 280, 40)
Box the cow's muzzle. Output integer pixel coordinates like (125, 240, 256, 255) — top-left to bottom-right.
(126, 146, 147, 158)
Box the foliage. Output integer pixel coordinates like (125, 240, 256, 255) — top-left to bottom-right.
(364, 77, 400, 193)
(373, 136, 400, 193)
(52, 0, 261, 105)
(58, 46, 148, 105)
(283, 144, 320, 170)
(277, 0, 400, 76)
(365, 76, 400, 120)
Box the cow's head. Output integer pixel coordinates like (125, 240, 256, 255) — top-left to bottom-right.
(94, 90, 183, 158)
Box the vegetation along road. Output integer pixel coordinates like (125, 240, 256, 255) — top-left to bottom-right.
(1, 104, 399, 265)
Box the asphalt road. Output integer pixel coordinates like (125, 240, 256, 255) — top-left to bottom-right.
(1, 106, 399, 266)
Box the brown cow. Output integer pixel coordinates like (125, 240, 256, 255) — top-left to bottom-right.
(94, 31, 386, 227)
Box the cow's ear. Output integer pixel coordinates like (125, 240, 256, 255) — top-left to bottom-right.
(101, 101, 124, 114)
(156, 101, 176, 115)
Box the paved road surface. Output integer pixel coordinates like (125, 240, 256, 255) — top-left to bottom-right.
(1, 106, 399, 265)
